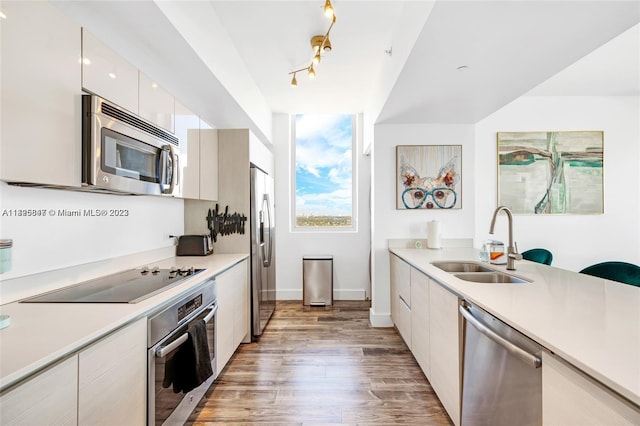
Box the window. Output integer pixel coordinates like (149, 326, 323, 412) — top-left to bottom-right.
(293, 114, 355, 229)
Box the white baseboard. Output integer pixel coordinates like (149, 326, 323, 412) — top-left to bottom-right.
(276, 288, 367, 301)
(369, 307, 393, 327)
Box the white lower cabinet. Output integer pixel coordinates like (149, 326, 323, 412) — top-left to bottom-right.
(429, 280, 461, 426)
(216, 259, 250, 376)
(0, 317, 146, 426)
(542, 351, 640, 425)
(389, 255, 461, 425)
(0, 355, 78, 425)
(410, 268, 430, 378)
(390, 254, 412, 348)
(78, 318, 147, 425)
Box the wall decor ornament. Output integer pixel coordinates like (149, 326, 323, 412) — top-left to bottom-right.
(396, 145, 462, 210)
(497, 131, 604, 215)
(206, 204, 247, 242)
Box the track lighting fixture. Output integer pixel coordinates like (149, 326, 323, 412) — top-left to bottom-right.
(287, 1, 336, 86)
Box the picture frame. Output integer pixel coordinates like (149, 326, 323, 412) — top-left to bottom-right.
(497, 131, 604, 215)
(396, 145, 462, 210)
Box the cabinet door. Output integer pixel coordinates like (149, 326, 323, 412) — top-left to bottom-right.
(139, 71, 175, 132)
(410, 268, 430, 379)
(199, 127, 219, 201)
(543, 352, 640, 425)
(216, 265, 237, 375)
(0, 1, 81, 186)
(78, 318, 146, 426)
(176, 101, 201, 199)
(0, 355, 78, 425)
(82, 29, 138, 114)
(429, 281, 460, 426)
(390, 254, 411, 348)
(216, 260, 250, 375)
(232, 259, 250, 345)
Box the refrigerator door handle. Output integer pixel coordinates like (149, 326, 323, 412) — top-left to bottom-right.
(259, 210, 265, 246)
(262, 194, 272, 267)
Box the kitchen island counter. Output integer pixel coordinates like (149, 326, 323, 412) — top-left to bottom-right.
(390, 247, 640, 407)
(0, 252, 248, 393)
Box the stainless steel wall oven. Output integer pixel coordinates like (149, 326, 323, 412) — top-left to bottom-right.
(147, 279, 217, 426)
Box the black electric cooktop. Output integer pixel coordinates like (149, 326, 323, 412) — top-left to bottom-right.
(21, 267, 205, 304)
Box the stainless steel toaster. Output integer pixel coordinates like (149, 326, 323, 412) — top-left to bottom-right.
(176, 234, 213, 256)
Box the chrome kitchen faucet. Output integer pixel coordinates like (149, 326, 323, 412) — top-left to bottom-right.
(489, 206, 522, 270)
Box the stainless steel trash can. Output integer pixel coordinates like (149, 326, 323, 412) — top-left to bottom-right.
(303, 255, 333, 306)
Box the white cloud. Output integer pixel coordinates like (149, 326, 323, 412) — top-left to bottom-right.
(294, 114, 353, 216)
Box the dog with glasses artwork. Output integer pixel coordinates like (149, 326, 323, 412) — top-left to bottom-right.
(397, 145, 461, 210)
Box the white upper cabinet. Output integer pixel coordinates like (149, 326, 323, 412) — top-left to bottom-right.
(199, 122, 219, 202)
(0, 1, 81, 186)
(81, 29, 138, 115)
(139, 71, 175, 133)
(176, 101, 201, 200)
(83, 30, 175, 132)
(177, 106, 218, 201)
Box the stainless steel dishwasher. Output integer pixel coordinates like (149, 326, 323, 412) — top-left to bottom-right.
(460, 301, 543, 426)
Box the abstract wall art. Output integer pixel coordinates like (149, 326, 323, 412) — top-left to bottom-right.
(497, 131, 603, 215)
(396, 145, 462, 210)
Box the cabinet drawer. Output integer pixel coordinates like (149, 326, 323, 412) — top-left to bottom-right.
(395, 292, 412, 348)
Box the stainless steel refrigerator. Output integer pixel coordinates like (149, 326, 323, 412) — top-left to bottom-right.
(250, 165, 276, 338)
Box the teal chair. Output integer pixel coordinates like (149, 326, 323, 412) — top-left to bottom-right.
(522, 248, 553, 265)
(579, 261, 640, 287)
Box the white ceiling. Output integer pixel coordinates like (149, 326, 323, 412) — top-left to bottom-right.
(208, 1, 432, 114)
(53, 0, 640, 140)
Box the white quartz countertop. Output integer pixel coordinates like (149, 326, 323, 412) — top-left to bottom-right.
(0, 253, 248, 392)
(389, 247, 640, 407)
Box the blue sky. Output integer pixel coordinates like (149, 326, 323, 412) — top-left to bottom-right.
(295, 114, 352, 217)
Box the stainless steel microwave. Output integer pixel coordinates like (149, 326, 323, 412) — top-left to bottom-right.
(82, 95, 181, 196)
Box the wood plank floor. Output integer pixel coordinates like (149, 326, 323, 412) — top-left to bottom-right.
(187, 301, 452, 425)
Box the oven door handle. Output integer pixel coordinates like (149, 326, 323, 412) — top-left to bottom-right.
(156, 334, 188, 359)
(203, 303, 218, 324)
(155, 304, 217, 359)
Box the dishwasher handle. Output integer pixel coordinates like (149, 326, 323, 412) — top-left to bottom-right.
(460, 305, 542, 368)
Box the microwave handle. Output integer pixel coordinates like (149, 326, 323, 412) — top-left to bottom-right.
(158, 145, 176, 194)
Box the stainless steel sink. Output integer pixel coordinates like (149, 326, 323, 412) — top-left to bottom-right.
(454, 272, 531, 284)
(431, 261, 494, 273)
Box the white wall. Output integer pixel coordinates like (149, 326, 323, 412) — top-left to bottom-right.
(273, 114, 372, 300)
(371, 124, 476, 325)
(475, 95, 640, 272)
(0, 183, 183, 281)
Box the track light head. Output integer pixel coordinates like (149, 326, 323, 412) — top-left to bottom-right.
(308, 64, 316, 78)
(291, 74, 298, 87)
(324, 0, 334, 18)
